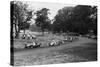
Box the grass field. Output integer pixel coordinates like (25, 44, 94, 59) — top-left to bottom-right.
(13, 33, 97, 66)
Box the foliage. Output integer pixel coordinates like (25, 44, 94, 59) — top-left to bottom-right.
(52, 5, 97, 35)
(35, 8, 51, 33)
(11, 1, 33, 38)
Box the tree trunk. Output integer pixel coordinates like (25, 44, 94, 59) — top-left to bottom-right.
(42, 31, 44, 35)
(24, 29, 25, 35)
(14, 24, 17, 38)
(42, 29, 44, 35)
(15, 25, 20, 39)
(15, 31, 19, 39)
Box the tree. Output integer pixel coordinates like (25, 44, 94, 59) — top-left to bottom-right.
(52, 7, 74, 33)
(52, 5, 97, 35)
(89, 6, 97, 35)
(20, 11, 33, 34)
(71, 5, 92, 34)
(11, 1, 33, 38)
(35, 8, 51, 34)
(72, 5, 97, 34)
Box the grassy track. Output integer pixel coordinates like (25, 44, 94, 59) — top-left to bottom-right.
(13, 36, 97, 66)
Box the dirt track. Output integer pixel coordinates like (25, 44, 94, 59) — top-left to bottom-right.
(14, 37, 97, 66)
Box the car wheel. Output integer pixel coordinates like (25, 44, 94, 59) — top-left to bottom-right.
(25, 46, 27, 48)
(30, 46, 33, 48)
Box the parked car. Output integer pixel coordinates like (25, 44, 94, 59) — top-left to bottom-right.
(21, 34, 37, 40)
(67, 32, 79, 36)
(27, 34, 36, 40)
(21, 34, 27, 39)
(84, 34, 91, 38)
(25, 42, 41, 48)
(83, 33, 97, 39)
(31, 35, 37, 39)
(27, 34, 31, 40)
(89, 35, 97, 39)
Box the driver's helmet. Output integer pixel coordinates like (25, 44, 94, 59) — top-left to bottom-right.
(32, 42, 36, 46)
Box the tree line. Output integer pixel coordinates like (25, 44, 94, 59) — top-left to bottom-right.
(52, 5, 97, 35)
(11, 1, 97, 38)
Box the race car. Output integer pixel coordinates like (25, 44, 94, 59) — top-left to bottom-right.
(48, 39, 62, 46)
(62, 36, 73, 42)
(62, 36, 79, 42)
(25, 42, 41, 48)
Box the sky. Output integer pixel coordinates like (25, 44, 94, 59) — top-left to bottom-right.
(25, 1, 76, 20)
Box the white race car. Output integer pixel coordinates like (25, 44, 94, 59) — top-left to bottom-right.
(48, 39, 62, 46)
(25, 42, 41, 48)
